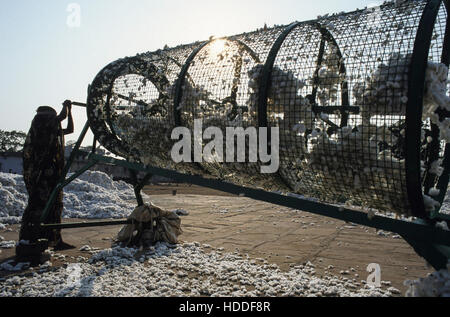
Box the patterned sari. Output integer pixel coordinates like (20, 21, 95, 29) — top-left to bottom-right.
(20, 108, 65, 244)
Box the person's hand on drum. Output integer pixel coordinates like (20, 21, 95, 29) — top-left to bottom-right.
(63, 100, 72, 111)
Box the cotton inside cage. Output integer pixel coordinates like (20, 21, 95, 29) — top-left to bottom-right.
(87, 0, 450, 218)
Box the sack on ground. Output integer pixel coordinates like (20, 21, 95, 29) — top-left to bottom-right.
(117, 203, 182, 245)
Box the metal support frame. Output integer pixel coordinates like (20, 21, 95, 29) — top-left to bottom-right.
(173, 41, 211, 126)
(173, 38, 261, 125)
(130, 171, 153, 207)
(39, 106, 152, 226)
(406, 0, 449, 219)
(37, 119, 450, 270)
(258, 22, 300, 130)
(33, 0, 450, 271)
(430, 0, 450, 222)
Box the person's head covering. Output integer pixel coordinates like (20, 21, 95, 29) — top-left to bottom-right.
(36, 106, 57, 116)
(31, 106, 61, 136)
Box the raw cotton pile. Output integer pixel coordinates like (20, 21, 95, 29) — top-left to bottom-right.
(440, 193, 450, 215)
(404, 262, 450, 297)
(423, 61, 450, 144)
(0, 242, 396, 297)
(304, 123, 408, 213)
(314, 43, 343, 107)
(353, 53, 410, 126)
(297, 57, 450, 215)
(63, 170, 140, 219)
(0, 173, 28, 224)
(0, 171, 145, 225)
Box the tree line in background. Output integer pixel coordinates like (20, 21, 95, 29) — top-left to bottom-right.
(0, 129, 27, 153)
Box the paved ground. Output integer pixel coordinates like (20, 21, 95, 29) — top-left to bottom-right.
(0, 184, 433, 295)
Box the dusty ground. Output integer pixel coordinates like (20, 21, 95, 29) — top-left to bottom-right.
(0, 183, 432, 295)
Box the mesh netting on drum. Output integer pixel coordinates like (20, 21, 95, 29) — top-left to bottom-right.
(87, 0, 450, 217)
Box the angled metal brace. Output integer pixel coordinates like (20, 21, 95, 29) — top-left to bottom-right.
(130, 171, 153, 206)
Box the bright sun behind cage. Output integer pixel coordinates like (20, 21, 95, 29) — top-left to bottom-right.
(208, 39, 227, 56)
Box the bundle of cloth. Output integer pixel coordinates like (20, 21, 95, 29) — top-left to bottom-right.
(117, 203, 183, 247)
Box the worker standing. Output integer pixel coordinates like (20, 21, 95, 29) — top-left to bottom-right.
(19, 100, 75, 250)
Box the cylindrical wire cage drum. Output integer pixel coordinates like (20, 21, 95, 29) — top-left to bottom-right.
(87, 0, 450, 218)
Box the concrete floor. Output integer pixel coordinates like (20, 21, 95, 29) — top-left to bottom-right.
(0, 184, 433, 294)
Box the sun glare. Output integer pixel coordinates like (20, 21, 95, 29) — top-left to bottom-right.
(209, 39, 227, 56)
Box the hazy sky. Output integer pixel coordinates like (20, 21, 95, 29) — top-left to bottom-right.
(0, 0, 382, 143)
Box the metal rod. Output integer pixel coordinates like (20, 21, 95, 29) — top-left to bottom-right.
(116, 94, 150, 107)
(63, 160, 98, 187)
(314, 23, 351, 127)
(134, 173, 153, 206)
(312, 105, 360, 114)
(258, 22, 300, 130)
(402, 235, 450, 270)
(405, 0, 441, 219)
(71, 102, 87, 108)
(431, 0, 450, 217)
(40, 121, 93, 223)
(104, 61, 130, 147)
(173, 40, 211, 126)
(87, 153, 450, 247)
(62, 121, 91, 178)
(40, 160, 98, 223)
(40, 219, 131, 230)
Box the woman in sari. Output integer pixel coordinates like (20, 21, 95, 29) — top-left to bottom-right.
(19, 100, 74, 250)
